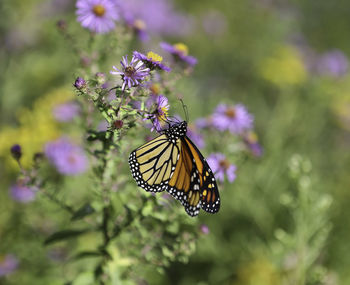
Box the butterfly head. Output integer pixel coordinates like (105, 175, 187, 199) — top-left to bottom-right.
(164, 121, 188, 140)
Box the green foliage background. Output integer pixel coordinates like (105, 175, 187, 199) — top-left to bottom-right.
(1, 0, 350, 284)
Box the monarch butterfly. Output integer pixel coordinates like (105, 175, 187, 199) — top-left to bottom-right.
(129, 121, 220, 217)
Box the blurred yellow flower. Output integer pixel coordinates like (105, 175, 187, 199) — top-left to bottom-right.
(234, 257, 281, 285)
(0, 88, 75, 170)
(259, 45, 307, 87)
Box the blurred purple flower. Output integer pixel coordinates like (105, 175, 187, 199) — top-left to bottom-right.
(200, 224, 210, 235)
(10, 183, 37, 203)
(125, 18, 149, 41)
(0, 254, 19, 277)
(207, 153, 236, 183)
(53, 102, 80, 122)
(317, 49, 348, 77)
(39, 0, 72, 17)
(195, 117, 213, 129)
(97, 120, 109, 131)
(45, 138, 88, 175)
(145, 95, 169, 132)
(110, 55, 150, 90)
(212, 104, 253, 134)
(243, 132, 263, 157)
(187, 127, 205, 149)
(118, 0, 192, 37)
(160, 42, 197, 66)
(76, 0, 119, 34)
(133, 51, 171, 72)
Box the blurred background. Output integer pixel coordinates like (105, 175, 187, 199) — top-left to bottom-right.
(1, 0, 350, 284)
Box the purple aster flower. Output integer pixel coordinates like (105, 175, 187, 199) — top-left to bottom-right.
(76, 0, 119, 34)
(145, 95, 170, 132)
(53, 102, 80, 122)
(133, 51, 171, 72)
(317, 49, 348, 77)
(110, 55, 150, 90)
(207, 153, 236, 183)
(10, 183, 37, 203)
(212, 104, 253, 134)
(160, 42, 197, 66)
(45, 138, 88, 175)
(200, 224, 210, 235)
(0, 254, 19, 277)
(187, 126, 205, 149)
(10, 144, 22, 161)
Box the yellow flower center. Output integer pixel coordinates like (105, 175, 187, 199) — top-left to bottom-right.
(150, 83, 161, 94)
(158, 106, 169, 121)
(225, 107, 236, 118)
(219, 159, 230, 170)
(125, 66, 135, 77)
(147, 51, 163, 63)
(134, 19, 146, 30)
(174, 43, 189, 56)
(247, 131, 258, 143)
(68, 154, 77, 164)
(92, 4, 106, 17)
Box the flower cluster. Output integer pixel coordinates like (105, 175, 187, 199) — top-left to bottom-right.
(106, 48, 260, 183)
(76, 0, 192, 38)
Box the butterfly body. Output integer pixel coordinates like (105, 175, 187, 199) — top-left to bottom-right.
(129, 121, 220, 217)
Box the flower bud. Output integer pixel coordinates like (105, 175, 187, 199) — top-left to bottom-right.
(10, 144, 22, 161)
(113, 120, 124, 129)
(96, 72, 106, 85)
(73, 77, 86, 90)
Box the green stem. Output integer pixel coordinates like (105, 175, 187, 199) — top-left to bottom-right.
(40, 188, 74, 214)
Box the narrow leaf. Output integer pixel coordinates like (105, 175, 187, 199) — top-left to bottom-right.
(72, 251, 102, 260)
(71, 203, 95, 221)
(44, 229, 89, 245)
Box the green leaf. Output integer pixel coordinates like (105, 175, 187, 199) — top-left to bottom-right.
(44, 229, 89, 245)
(72, 251, 102, 260)
(71, 203, 95, 221)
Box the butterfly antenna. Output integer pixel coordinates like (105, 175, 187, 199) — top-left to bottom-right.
(180, 99, 189, 122)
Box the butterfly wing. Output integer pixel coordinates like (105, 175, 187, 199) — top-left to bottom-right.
(182, 137, 220, 214)
(129, 134, 181, 192)
(167, 137, 202, 216)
